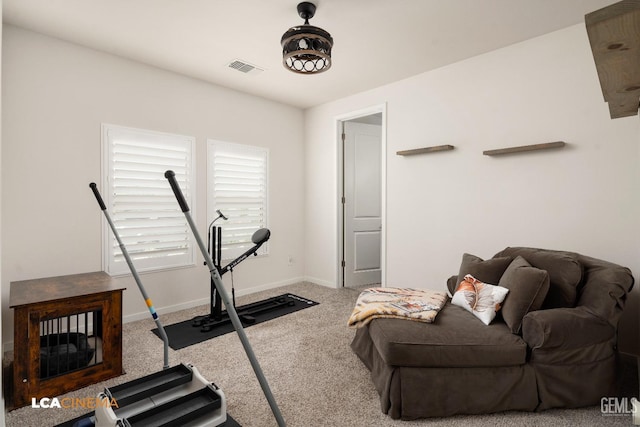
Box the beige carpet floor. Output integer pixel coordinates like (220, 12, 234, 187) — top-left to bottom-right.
(5, 282, 634, 426)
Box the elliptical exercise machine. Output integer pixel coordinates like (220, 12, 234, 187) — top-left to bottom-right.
(89, 183, 228, 427)
(88, 180, 286, 427)
(193, 211, 294, 332)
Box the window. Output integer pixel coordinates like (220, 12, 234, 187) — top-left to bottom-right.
(208, 140, 269, 260)
(102, 124, 196, 275)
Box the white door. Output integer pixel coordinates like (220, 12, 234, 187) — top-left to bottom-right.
(343, 121, 382, 287)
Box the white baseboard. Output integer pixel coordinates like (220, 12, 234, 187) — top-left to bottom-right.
(122, 296, 210, 324)
(234, 276, 305, 298)
(303, 276, 337, 288)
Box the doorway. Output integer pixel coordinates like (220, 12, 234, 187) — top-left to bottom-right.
(337, 105, 386, 288)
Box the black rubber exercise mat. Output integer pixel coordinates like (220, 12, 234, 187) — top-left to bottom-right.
(152, 294, 319, 350)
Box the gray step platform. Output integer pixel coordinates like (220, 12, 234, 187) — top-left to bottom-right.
(94, 364, 226, 427)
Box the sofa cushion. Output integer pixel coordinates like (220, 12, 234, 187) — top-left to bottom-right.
(368, 303, 528, 368)
(455, 253, 512, 293)
(451, 274, 509, 325)
(499, 256, 550, 334)
(493, 247, 582, 309)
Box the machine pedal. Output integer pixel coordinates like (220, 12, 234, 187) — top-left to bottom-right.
(106, 364, 193, 408)
(122, 386, 222, 427)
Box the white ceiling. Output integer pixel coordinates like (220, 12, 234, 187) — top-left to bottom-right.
(2, 0, 617, 109)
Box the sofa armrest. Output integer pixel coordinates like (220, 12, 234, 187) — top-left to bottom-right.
(522, 307, 615, 350)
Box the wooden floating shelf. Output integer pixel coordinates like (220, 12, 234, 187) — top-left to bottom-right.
(483, 141, 566, 156)
(585, 0, 640, 119)
(396, 145, 454, 156)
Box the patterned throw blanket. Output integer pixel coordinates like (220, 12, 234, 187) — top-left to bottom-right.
(348, 287, 448, 328)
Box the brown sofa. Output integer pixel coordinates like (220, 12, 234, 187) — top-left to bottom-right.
(351, 247, 634, 419)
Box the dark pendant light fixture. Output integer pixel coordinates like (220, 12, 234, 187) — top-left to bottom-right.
(281, 2, 333, 74)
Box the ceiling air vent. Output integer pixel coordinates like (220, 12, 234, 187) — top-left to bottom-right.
(228, 59, 264, 75)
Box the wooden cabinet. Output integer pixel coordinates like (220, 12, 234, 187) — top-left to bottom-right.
(9, 272, 126, 408)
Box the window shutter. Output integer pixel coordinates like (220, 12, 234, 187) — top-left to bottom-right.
(208, 140, 269, 260)
(103, 124, 196, 275)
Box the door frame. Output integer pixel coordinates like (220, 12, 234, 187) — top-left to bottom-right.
(335, 103, 387, 288)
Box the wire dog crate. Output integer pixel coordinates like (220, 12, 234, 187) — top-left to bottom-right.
(39, 310, 102, 379)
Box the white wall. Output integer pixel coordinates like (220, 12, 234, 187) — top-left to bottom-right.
(0, 1, 5, 424)
(1, 26, 305, 349)
(305, 24, 640, 353)
(3, 21, 638, 356)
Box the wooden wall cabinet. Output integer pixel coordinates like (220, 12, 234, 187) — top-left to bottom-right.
(9, 272, 126, 408)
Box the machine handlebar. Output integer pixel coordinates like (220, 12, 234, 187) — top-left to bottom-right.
(89, 183, 107, 211)
(165, 170, 190, 212)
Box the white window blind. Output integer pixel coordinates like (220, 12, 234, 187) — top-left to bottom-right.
(102, 124, 196, 275)
(208, 140, 269, 260)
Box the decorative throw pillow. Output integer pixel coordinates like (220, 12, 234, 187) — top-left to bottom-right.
(451, 274, 509, 325)
(454, 253, 512, 293)
(493, 247, 582, 309)
(498, 256, 550, 334)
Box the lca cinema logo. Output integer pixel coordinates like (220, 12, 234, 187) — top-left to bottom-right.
(31, 396, 119, 409)
(601, 397, 640, 424)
